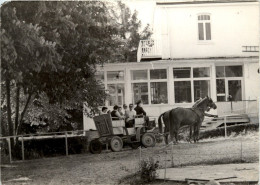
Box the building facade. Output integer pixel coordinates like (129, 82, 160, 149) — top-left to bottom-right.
(84, 0, 259, 130)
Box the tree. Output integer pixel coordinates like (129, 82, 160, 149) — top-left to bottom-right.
(110, 1, 152, 62)
(1, 1, 152, 139)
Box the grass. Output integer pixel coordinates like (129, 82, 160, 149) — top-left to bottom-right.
(1, 131, 258, 184)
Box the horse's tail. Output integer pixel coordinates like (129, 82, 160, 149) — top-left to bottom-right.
(158, 112, 165, 133)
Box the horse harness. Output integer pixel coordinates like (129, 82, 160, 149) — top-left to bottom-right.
(190, 107, 205, 123)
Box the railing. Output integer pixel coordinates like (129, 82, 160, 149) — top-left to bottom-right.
(242, 46, 259, 52)
(137, 39, 162, 62)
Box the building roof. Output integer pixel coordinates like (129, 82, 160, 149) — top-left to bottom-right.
(156, 0, 258, 5)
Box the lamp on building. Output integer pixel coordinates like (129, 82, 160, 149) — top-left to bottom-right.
(116, 71, 124, 79)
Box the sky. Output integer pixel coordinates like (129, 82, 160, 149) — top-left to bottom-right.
(125, 1, 156, 28)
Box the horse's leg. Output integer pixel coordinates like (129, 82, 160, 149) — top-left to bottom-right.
(195, 121, 202, 142)
(164, 133, 169, 145)
(174, 130, 178, 144)
(189, 125, 193, 143)
(193, 123, 198, 143)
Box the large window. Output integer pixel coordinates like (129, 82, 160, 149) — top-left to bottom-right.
(107, 70, 125, 106)
(131, 69, 168, 104)
(198, 14, 211, 41)
(216, 66, 243, 102)
(107, 84, 125, 106)
(132, 83, 148, 104)
(173, 67, 210, 103)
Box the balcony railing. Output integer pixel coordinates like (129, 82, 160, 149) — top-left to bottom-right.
(242, 46, 259, 52)
(137, 39, 162, 62)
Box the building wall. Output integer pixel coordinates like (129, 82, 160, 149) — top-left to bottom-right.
(153, 2, 259, 59)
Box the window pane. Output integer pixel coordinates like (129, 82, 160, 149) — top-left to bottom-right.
(198, 23, 204, 40)
(131, 70, 148, 80)
(107, 71, 124, 81)
(216, 79, 225, 94)
(198, 15, 201, 20)
(194, 80, 210, 101)
(225, 66, 243, 77)
(95, 71, 104, 81)
(193, 67, 210, 78)
(174, 81, 191, 103)
(216, 66, 225, 77)
(108, 84, 125, 106)
(217, 96, 226, 102)
(206, 23, 211, 40)
(150, 82, 168, 104)
(173, 67, 191, 78)
(228, 80, 242, 101)
(150, 69, 167, 79)
(132, 83, 148, 104)
(205, 23, 211, 40)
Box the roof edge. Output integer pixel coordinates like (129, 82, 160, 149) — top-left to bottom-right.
(156, 0, 258, 6)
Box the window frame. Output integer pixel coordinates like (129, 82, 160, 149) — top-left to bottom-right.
(106, 70, 126, 106)
(131, 68, 169, 105)
(215, 65, 244, 102)
(197, 13, 212, 42)
(173, 66, 211, 104)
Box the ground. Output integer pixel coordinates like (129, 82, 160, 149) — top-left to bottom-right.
(1, 132, 258, 185)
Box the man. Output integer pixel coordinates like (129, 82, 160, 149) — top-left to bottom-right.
(100, 107, 108, 114)
(111, 105, 124, 120)
(134, 100, 149, 125)
(118, 106, 124, 117)
(123, 104, 128, 115)
(125, 103, 136, 127)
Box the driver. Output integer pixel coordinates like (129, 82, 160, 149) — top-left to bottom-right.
(134, 100, 149, 126)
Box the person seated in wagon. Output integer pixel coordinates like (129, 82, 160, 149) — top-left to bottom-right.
(134, 100, 149, 126)
(125, 103, 136, 128)
(110, 105, 125, 120)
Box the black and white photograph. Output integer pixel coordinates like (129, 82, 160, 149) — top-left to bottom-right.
(1, 0, 259, 184)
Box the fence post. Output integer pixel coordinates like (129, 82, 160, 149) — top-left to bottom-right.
(164, 150, 167, 182)
(171, 143, 174, 167)
(224, 116, 227, 138)
(21, 136, 25, 161)
(240, 138, 243, 162)
(7, 138, 12, 163)
(65, 131, 68, 156)
(139, 146, 142, 165)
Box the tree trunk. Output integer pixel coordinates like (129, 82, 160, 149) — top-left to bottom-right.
(15, 86, 20, 132)
(6, 78, 13, 136)
(17, 92, 32, 135)
(6, 78, 14, 149)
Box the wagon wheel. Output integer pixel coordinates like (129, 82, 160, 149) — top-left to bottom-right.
(130, 142, 141, 149)
(141, 133, 156, 148)
(89, 139, 102, 154)
(110, 136, 123, 152)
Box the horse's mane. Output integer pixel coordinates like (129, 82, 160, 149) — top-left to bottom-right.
(196, 97, 208, 107)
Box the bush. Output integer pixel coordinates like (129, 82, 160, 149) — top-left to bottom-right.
(138, 157, 160, 183)
(6, 136, 89, 160)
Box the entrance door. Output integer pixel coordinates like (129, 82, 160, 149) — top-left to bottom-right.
(227, 80, 242, 101)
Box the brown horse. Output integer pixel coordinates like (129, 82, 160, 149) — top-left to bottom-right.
(158, 96, 217, 144)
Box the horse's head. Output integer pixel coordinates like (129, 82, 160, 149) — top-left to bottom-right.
(206, 96, 217, 111)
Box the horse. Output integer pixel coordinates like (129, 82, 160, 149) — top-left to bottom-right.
(158, 96, 217, 144)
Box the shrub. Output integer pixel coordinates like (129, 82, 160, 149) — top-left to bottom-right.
(138, 157, 160, 183)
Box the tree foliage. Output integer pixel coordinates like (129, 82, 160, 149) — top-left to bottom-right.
(1, 1, 152, 137)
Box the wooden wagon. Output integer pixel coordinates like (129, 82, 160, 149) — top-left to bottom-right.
(89, 114, 156, 154)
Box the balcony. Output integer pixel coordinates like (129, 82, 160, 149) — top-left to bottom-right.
(137, 39, 162, 62)
(242, 46, 259, 52)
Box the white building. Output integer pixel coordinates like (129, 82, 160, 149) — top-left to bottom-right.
(84, 0, 259, 130)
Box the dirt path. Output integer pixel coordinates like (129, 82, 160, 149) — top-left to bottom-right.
(1, 133, 258, 185)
